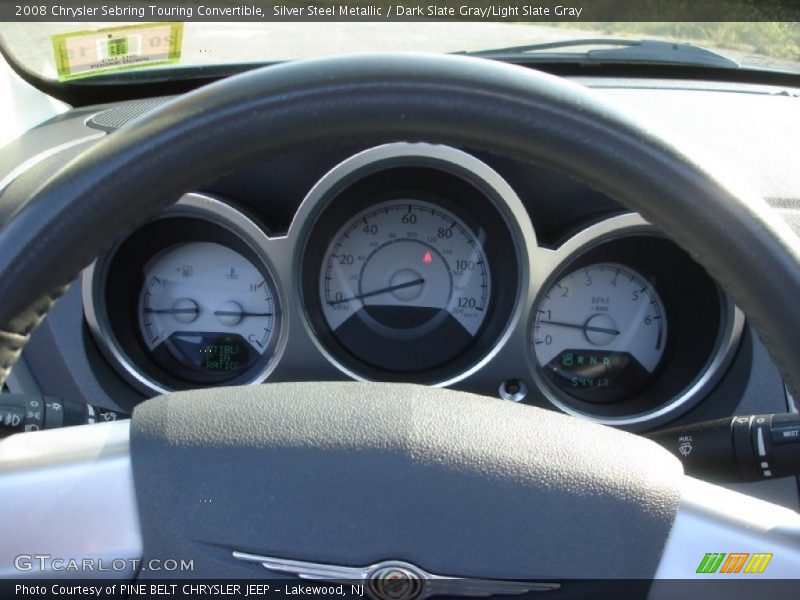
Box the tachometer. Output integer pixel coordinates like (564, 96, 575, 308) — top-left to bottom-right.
(533, 262, 667, 403)
(319, 199, 491, 372)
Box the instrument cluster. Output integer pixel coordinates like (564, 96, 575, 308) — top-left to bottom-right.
(83, 143, 742, 429)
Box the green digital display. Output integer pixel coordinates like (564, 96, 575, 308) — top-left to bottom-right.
(559, 351, 615, 389)
(544, 349, 650, 403)
(162, 332, 253, 381)
(201, 342, 245, 372)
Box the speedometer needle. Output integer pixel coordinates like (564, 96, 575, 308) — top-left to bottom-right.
(540, 320, 620, 335)
(328, 278, 425, 306)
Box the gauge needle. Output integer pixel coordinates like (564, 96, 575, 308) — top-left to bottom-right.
(328, 278, 425, 306)
(214, 310, 273, 317)
(144, 308, 199, 315)
(540, 320, 620, 335)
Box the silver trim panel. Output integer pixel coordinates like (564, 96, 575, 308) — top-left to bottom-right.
(0, 421, 141, 578)
(652, 477, 800, 586)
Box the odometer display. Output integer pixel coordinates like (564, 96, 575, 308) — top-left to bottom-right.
(319, 199, 491, 372)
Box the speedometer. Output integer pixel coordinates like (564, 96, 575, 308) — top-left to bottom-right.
(319, 199, 491, 372)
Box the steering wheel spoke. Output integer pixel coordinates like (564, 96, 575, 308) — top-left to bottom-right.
(2, 405, 799, 588)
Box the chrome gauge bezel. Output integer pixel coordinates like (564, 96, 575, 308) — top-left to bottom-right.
(528, 214, 744, 429)
(81, 147, 743, 429)
(82, 193, 287, 396)
(292, 143, 536, 386)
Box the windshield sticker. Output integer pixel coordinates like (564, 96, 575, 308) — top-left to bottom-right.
(52, 22, 183, 81)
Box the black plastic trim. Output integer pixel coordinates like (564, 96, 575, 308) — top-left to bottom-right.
(3, 34, 799, 107)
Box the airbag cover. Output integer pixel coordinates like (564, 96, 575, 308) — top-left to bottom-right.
(129, 383, 682, 579)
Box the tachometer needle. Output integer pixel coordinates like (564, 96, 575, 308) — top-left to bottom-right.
(328, 278, 425, 306)
(214, 310, 273, 317)
(540, 320, 620, 335)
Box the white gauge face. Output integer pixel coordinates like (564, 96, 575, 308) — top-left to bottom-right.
(534, 262, 668, 402)
(319, 199, 491, 372)
(138, 242, 278, 381)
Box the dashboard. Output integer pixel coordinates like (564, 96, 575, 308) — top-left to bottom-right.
(82, 141, 741, 431)
(1, 72, 798, 508)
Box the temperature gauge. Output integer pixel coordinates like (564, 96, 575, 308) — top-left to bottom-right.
(138, 241, 279, 383)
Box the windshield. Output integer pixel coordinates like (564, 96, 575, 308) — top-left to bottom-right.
(2, 20, 799, 81)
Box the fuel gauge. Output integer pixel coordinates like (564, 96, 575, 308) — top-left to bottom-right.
(138, 241, 279, 383)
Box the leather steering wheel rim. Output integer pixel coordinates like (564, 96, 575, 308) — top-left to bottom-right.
(0, 52, 798, 395)
(3, 52, 800, 585)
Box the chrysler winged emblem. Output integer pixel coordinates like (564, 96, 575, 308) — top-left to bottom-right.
(233, 552, 559, 600)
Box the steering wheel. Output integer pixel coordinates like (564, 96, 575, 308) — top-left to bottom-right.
(2, 54, 800, 590)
